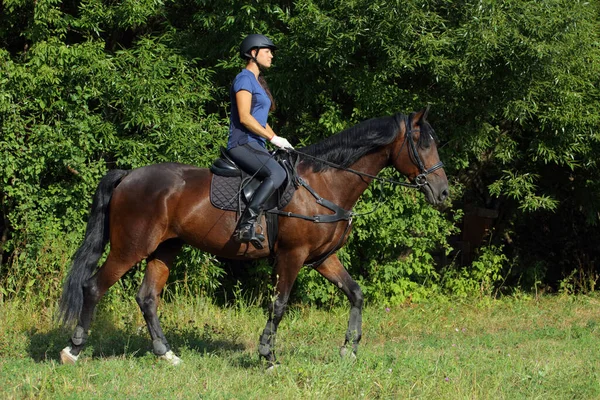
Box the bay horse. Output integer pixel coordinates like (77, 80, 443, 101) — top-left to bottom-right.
(58, 108, 448, 367)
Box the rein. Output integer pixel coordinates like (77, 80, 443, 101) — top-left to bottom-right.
(288, 148, 421, 189)
(288, 114, 444, 190)
(265, 115, 444, 266)
(271, 114, 445, 222)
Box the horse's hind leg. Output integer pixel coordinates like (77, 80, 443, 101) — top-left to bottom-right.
(61, 252, 139, 364)
(135, 239, 182, 365)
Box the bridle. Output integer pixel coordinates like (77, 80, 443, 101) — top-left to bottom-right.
(267, 114, 445, 267)
(398, 113, 445, 188)
(289, 113, 444, 190)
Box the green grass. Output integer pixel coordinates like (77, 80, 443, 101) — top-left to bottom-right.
(1, 295, 600, 399)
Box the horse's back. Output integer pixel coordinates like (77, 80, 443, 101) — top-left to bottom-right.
(116, 163, 207, 193)
(109, 163, 212, 242)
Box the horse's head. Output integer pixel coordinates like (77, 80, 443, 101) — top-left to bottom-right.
(391, 107, 449, 205)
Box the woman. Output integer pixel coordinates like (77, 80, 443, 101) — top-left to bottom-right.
(227, 34, 293, 248)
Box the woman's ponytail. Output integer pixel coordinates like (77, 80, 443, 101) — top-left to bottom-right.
(258, 75, 276, 112)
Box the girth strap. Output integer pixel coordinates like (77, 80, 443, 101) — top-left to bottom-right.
(304, 217, 353, 268)
(266, 176, 353, 267)
(267, 177, 352, 223)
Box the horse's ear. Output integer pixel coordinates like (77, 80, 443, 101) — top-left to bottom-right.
(423, 104, 430, 121)
(410, 105, 430, 125)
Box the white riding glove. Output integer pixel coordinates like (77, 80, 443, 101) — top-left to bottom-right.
(270, 135, 294, 150)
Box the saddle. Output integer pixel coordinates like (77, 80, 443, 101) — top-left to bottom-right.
(209, 147, 299, 251)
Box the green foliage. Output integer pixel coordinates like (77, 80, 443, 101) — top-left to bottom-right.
(442, 245, 508, 299)
(0, 3, 223, 302)
(2, 0, 600, 304)
(347, 182, 458, 304)
(166, 247, 225, 300)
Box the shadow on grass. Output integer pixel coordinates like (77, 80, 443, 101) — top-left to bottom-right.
(26, 317, 250, 365)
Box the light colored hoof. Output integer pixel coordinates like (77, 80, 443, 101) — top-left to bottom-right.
(159, 350, 182, 366)
(60, 346, 79, 365)
(339, 346, 357, 360)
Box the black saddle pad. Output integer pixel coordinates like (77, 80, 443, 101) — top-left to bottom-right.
(210, 174, 296, 213)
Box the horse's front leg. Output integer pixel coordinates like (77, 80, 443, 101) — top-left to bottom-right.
(316, 254, 364, 358)
(258, 250, 305, 368)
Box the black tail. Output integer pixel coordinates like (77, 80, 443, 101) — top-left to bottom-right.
(58, 169, 129, 327)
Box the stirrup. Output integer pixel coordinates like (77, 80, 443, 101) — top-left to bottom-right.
(234, 224, 265, 249)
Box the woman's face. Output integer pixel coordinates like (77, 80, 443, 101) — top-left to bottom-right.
(253, 48, 274, 68)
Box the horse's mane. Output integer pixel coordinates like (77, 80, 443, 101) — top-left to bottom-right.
(299, 112, 437, 172)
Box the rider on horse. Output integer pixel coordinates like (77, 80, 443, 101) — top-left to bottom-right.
(227, 34, 293, 247)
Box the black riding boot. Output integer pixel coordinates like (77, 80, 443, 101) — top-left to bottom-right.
(234, 178, 276, 249)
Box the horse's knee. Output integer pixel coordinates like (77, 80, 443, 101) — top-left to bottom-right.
(136, 293, 157, 315)
(135, 290, 151, 308)
(135, 293, 144, 308)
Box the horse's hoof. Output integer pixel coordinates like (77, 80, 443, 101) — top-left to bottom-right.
(159, 350, 182, 366)
(60, 346, 79, 365)
(339, 346, 357, 360)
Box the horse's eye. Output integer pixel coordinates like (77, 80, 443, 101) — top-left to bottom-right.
(421, 133, 434, 149)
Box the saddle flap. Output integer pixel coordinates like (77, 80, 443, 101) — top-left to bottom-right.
(210, 174, 296, 213)
(242, 178, 261, 202)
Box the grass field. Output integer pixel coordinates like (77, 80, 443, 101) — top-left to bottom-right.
(1, 294, 599, 399)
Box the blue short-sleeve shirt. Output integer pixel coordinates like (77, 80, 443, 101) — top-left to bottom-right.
(227, 69, 272, 149)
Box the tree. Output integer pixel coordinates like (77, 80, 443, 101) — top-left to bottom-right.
(2, 0, 599, 302)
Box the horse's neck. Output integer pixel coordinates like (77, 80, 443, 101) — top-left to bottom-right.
(302, 149, 389, 210)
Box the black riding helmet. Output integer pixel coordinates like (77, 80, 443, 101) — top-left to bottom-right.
(240, 34, 277, 60)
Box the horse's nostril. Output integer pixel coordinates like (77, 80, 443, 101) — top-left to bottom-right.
(440, 189, 449, 201)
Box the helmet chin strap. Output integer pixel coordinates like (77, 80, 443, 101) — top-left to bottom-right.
(248, 49, 267, 71)
(253, 58, 267, 71)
